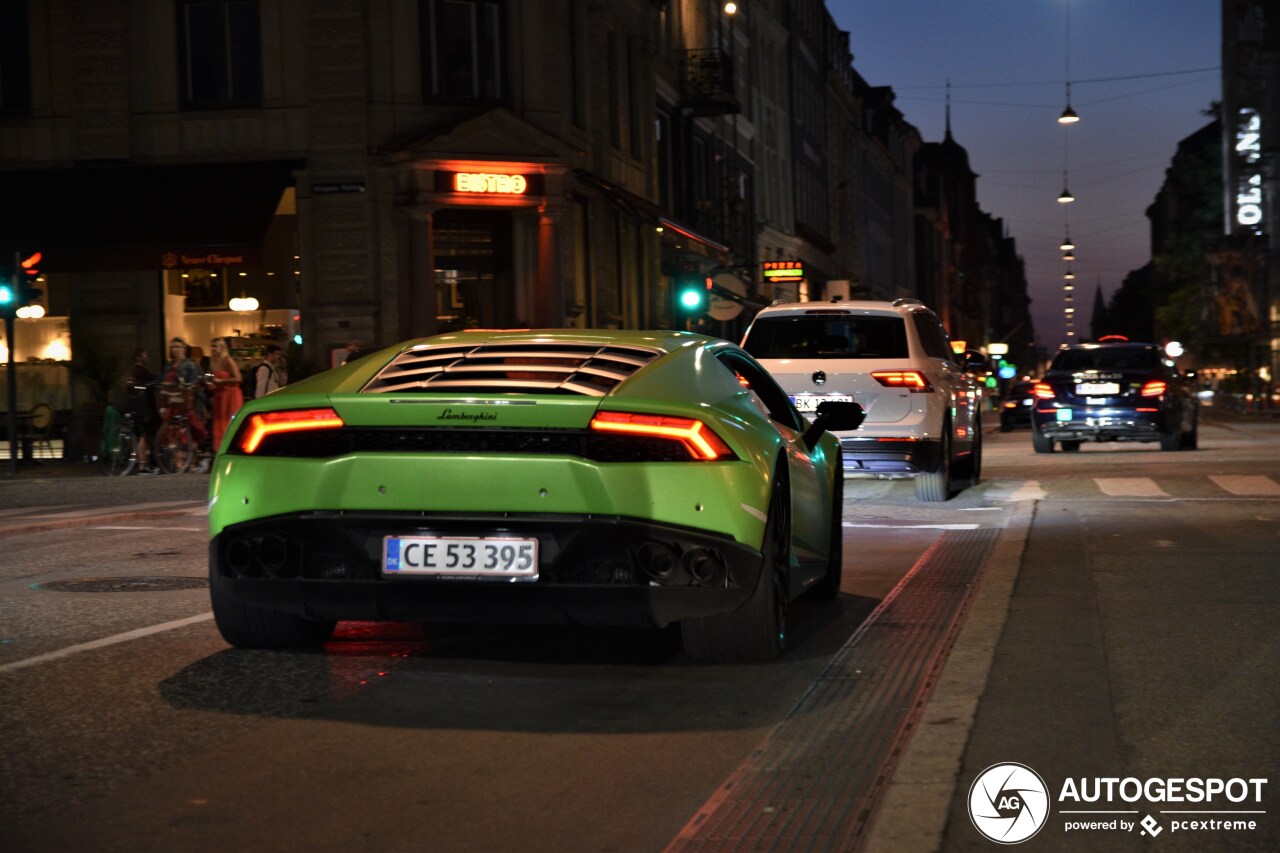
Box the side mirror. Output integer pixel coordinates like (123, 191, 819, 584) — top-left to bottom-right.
(963, 349, 988, 371)
(802, 400, 866, 450)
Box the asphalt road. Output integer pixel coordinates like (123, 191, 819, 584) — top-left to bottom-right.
(1, 407, 1277, 852)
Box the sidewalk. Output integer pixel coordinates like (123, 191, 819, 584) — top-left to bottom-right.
(0, 461, 209, 533)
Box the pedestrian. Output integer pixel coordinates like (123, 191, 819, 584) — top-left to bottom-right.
(127, 348, 159, 473)
(252, 344, 288, 398)
(161, 337, 200, 385)
(342, 339, 366, 364)
(159, 337, 213, 454)
(207, 337, 244, 449)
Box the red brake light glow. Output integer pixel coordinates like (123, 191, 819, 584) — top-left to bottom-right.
(1140, 380, 1167, 397)
(239, 408, 345, 453)
(590, 411, 732, 460)
(871, 370, 931, 391)
(1033, 382, 1055, 399)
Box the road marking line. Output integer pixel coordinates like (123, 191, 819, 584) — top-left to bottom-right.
(844, 522, 980, 530)
(0, 612, 214, 674)
(1095, 477, 1168, 497)
(1210, 475, 1280, 496)
(91, 525, 206, 531)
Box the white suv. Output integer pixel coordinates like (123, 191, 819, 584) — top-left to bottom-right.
(741, 298, 985, 501)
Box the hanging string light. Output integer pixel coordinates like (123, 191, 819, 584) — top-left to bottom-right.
(1057, 175, 1075, 204)
(1059, 82, 1080, 124)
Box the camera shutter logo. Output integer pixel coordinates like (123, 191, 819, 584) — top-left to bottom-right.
(968, 763, 1050, 844)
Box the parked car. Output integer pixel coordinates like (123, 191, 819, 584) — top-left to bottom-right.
(207, 329, 865, 662)
(1030, 337, 1198, 452)
(740, 297, 985, 501)
(999, 381, 1037, 432)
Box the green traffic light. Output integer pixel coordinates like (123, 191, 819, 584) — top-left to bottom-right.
(0, 284, 14, 305)
(679, 289, 705, 310)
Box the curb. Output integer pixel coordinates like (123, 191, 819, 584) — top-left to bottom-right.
(861, 498, 1037, 852)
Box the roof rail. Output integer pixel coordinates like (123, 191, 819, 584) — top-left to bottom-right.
(892, 297, 923, 307)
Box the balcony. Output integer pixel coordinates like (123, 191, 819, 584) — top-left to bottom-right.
(681, 49, 740, 117)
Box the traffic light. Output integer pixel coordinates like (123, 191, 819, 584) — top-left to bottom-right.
(2, 251, 43, 315)
(674, 274, 710, 315)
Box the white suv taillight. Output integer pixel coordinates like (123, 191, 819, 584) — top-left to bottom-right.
(871, 370, 932, 392)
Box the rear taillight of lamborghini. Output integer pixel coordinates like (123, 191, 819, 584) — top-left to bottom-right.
(589, 411, 734, 461)
(237, 408, 345, 453)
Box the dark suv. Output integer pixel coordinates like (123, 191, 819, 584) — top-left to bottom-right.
(1031, 339, 1197, 452)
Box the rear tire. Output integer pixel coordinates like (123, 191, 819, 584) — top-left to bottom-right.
(1032, 427, 1055, 454)
(682, 473, 789, 662)
(1159, 425, 1181, 451)
(210, 567, 336, 650)
(813, 458, 843, 600)
(915, 424, 952, 502)
(155, 421, 195, 473)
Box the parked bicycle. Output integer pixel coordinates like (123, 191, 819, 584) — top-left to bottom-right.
(100, 407, 141, 476)
(153, 382, 211, 474)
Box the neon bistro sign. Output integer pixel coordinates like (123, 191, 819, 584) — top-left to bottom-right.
(1235, 108, 1263, 231)
(454, 172, 528, 194)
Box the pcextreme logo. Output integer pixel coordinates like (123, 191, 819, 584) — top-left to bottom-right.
(969, 763, 1050, 844)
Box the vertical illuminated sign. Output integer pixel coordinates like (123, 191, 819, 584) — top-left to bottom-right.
(1235, 108, 1263, 232)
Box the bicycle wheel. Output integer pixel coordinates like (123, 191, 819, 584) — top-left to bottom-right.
(101, 422, 137, 477)
(155, 420, 195, 474)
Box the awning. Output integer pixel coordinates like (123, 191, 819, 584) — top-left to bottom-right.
(571, 169, 731, 258)
(0, 159, 299, 272)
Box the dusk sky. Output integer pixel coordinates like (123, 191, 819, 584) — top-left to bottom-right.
(825, 0, 1222, 351)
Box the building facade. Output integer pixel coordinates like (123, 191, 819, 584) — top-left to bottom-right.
(0, 0, 1029, 454)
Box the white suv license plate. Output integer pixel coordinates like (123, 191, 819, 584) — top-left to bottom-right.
(791, 394, 854, 413)
(384, 536, 538, 580)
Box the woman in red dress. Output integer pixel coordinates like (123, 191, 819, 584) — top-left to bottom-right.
(207, 337, 244, 449)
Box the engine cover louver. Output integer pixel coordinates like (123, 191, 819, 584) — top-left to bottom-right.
(362, 342, 663, 397)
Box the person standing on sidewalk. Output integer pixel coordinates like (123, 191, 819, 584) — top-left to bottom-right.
(207, 337, 244, 450)
(251, 344, 288, 399)
(127, 348, 160, 474)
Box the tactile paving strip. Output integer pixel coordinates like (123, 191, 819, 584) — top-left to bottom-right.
(668, 527, 999, 852)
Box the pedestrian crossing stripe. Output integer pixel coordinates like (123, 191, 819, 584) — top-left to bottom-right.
(1095, 477, 1170, 497)
(1208, 475, 1280, 496)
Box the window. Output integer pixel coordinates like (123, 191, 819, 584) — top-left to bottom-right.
(911, 312, 953, 359)
(179, 0, 263, 109)
(717, 351, 804, 432)
(742, 316, 910, 360)
(0, 1, 32, 116)
(420, 0, 505, 103)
